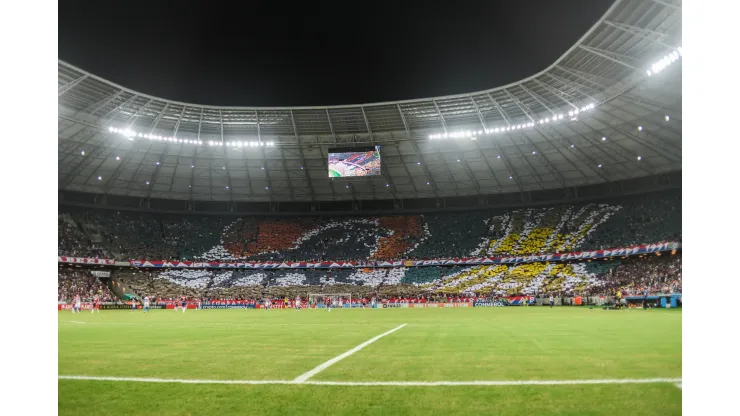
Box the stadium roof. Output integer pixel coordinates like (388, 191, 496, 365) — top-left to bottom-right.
(58, 0, 682, 203)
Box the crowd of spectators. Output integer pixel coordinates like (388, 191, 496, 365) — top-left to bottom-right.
(585, 253, 682, 296)
(82, 251, 680, 302)
(582, 190, 681, 250)
(58, 190, 681, 263)
(58, 215, 107, 257)
(57, 268, 113, 302)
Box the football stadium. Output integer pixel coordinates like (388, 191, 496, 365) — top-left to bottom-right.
(58, 0, 682, 414)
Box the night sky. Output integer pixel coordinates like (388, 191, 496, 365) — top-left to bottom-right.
(59, 0, 613, 107)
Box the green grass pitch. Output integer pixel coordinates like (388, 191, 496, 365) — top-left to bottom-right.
(58, 307, 682, 415)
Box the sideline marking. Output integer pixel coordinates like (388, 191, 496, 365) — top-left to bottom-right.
(62, 321, 88, 324)
(58, 375, 682, 387)
(675, 383, 682, 389)
(292, 323, 407, 383)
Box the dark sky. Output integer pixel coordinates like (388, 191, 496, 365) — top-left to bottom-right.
(59, 0, 613, 107)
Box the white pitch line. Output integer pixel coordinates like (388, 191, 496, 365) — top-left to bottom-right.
(58, 375, 682, 387)
(58, 375, 290, 384)
(675, 383, 682, 389)
(62, 321, 88, 324)
(293, 323, 407, 383)
(304, 378, 684, 386)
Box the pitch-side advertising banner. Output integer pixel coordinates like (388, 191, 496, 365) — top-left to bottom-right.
(126, 242, 680, 269)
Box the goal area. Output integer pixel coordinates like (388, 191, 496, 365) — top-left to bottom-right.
(308, 293, 351, 307)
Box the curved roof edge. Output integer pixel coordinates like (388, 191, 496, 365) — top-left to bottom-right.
(58, 1, 623, 111)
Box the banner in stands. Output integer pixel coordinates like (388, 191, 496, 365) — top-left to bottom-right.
(58, 256, 115, 265)
(127, 242, 681, 269)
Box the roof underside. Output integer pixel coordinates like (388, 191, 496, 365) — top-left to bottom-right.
(58, 0, 682, 202)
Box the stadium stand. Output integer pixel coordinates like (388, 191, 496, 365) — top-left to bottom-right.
(57, 268, 113, 302)
(88, 252, 680, 301)
(59, 191, 681, 262)
(58, 214, 107, 257)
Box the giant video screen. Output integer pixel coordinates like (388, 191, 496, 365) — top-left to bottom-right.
(328, 146, 381, 177)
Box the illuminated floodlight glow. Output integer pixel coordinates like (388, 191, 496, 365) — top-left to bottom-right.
(648, 46, 682, 75)
(598, 164, 602, 168)
(80, 150, 85, 156)
(665, 115, 670, 121)
(106, 126, 277, 148)
(97, 176, 102, 180)
(145, 181, 150, 185)
(637, 156, 642, 161)
(115, 156, 120, 160)
(638, 126, 643, 131)
(424, 101, 598, 140)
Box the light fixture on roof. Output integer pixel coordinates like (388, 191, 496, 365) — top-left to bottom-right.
(457, 159, 460, 162)
(417, 162, 421, 165)
(570, 144, 575, 148)
(145, 181, 150, 185)
(426, 182, 430, 185)
(598, 164, 602, 168)
(116, 156, 120, 161)
(265, 186, 269, 190)
(222, 166, 226, 170)
(191, 165, 194, 168)
(637, 156, 642, 161)
(497, 155, 501, 159)
(386, 184, 390, 187)
(509, 176, 512, 179)
(665, 115, 670, 121)
(647, 46, 682, 76)
(156, 161, 159, 165)
(532, 151, 536, 155)
(97, 176, 102, 180)
(638, 126, 643, 131)
(602, 137, 606, 141)
(80, 150, 85, 156)
(226, 186, 229, 189)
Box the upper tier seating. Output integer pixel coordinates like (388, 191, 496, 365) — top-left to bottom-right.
(59, 190, 680, 262)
